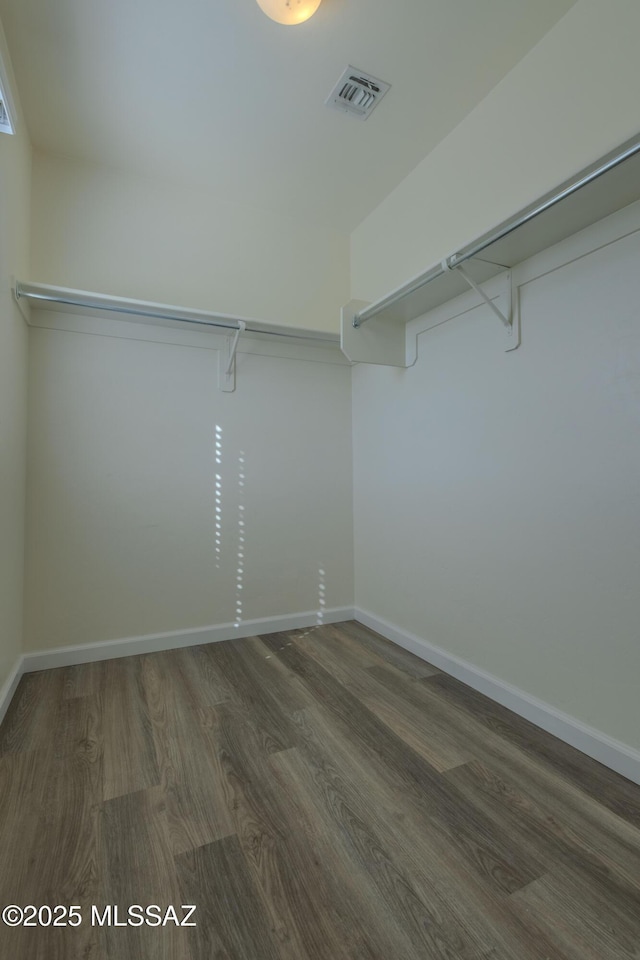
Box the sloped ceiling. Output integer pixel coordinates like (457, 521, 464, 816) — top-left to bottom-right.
(0, 0, 576, 230)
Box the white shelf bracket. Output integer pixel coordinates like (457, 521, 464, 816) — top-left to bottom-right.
(219, 320, 246, 392)
(444, 261, 520, 352)
(452, 262, 511, 327)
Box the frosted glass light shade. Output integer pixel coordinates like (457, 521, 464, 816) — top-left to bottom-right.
(256, 0, 322, 25)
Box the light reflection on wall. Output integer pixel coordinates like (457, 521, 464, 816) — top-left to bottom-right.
(215, 425, 222, 568)
(234, 451, 246, 628)
(215, 435, 321, 634)
(295, 564, 326, 641)
(317, 566, 326, 626)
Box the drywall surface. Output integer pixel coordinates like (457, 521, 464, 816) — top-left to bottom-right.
(352, 223, 640, 750)
(30, 152, 349, 333)
(25, 323, 353, 650)
(0, 19, 30, 690)
(351, 0, 640, 304)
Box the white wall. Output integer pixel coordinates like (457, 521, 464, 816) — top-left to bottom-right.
(25, 319, 353, 651)
(0, 20, 30, 691)
(352, 211, 640, 750)
(351, 0, 640, 304)
(31, 152, 350, 333)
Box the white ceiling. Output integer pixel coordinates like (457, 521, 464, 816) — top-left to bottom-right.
(0, 0, 576, 231)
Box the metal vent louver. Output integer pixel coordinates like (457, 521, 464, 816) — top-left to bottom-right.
(325, 66, 390, 121)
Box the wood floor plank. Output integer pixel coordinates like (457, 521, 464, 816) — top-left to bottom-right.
(361, 663, 469, 770)
(102, 656, 159, 801)
(216, 700, 384, 960)
(0, 668, 65, 756)
(41, 696, 103, 882)
(445, 759, 640, 925)
(292, 629, 466, 771)
(297, 623, 383, 669)
(287, 705, 569, 960)
(0, 749, 51, 901)
(100, 786, 192, 960)
(411, 670, 640, 894)
(270, 743, 480, 960)
(34, 695, 103, 959)
(0, 694, 103, 959)
(204, 637, 302, 754)
(511, 869, 640, 960)
(141, 650, 234, 854)
(63, 660, 105, 700)
(243, 634, 315, 709)
(330, 619, 440, 678)
(178, 642, 232, 706)
(175, 835, 281, 960)
(261, 632, 545, 897)
(425, 672, 640, 828)
(0, 749, 59, 960)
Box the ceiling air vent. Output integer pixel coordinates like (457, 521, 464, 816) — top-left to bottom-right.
(325, 66, 390, 121)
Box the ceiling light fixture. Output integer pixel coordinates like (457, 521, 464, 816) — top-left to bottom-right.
(256, 0, 322, 25)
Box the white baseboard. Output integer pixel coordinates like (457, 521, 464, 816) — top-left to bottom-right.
(355, 607, 640, 787)
(21, 607, 355, 674)
(0, 656, 25, 727)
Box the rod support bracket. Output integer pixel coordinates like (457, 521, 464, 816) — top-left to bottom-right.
(451, 263, 520, 352)
(453, 263, 511, 328)
(219, 320, 246, 392)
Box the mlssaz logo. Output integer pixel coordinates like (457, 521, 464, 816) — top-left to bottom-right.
(91, 905, 197, 927)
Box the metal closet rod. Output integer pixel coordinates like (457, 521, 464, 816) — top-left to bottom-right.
(14, 285, 339, 344)
(354, 134, 640, 328)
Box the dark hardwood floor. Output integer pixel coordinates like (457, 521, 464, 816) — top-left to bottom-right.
(1, 620, 639, 959)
